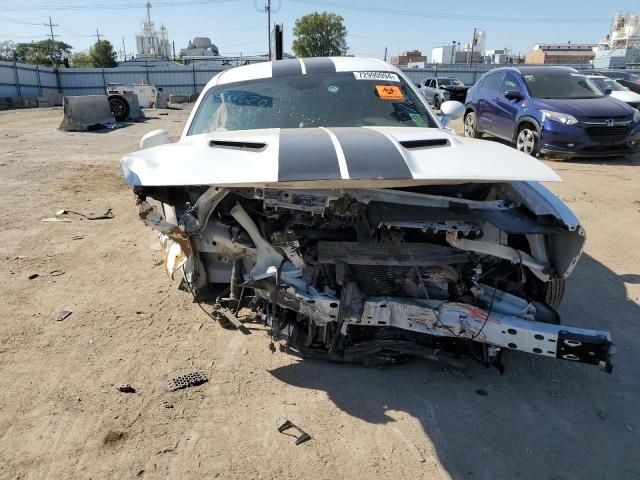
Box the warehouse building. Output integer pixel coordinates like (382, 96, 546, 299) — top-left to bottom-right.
(525, 43, 597, 64)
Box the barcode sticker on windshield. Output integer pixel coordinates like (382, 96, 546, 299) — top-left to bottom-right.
(353, 71, 400, 82)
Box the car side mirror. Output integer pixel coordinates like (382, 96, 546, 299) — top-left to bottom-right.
(504, 90, 523, 101)
(140, 129, 173, 149)
(439, 101, 465, 125)
(602, 88, 612, 96)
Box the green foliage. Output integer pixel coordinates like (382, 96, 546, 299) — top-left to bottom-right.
(89, 40, 117, 68)
(71, 51, 92, 68)
(14, 39, 72, 65)
(292, 11, 348, 58)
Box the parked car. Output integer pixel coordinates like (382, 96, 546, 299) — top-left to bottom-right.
(591, 70, 640, 95)
(419, 77, 469, 109)
(120, 57, 613, 373)
(464, 66, 640, 158)
(585, 74, 640, 110)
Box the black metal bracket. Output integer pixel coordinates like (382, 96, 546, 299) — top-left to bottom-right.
(278, 420, 311, 445)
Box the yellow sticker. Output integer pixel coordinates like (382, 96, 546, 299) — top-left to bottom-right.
(376, 85, 404, 101)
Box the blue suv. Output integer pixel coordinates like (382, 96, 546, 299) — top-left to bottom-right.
(464, 66, 640, 158)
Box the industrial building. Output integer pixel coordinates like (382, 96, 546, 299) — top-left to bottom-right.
(389, 50, 426, 67)
(594, 12, 640, 68)
(525, 43, 596, 64)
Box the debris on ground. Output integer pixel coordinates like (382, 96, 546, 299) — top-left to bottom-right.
(27, 273, 39, 280)
(41, 217, 72, 223)
(117, 384, 136, 393)
(103, 429, 127, 445)
(13, 255, 26, 260)
(475, 389, 489, 396)
(72, 235, 84, 240)
(166, 371, 208, 392)
(55, 310, 73, 321)
(49, 270, 65, 277)
(56, 208, 114, 220)
(278, 420, 311, 445)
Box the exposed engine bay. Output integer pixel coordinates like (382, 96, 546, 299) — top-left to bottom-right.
(134, 181, 614, 373)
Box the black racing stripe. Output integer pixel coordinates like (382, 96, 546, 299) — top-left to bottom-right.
(328, 128, 412, 180)
(301, 57, 336, 74)
(278, 128, 341, 181)
(271, 59, 302, 77)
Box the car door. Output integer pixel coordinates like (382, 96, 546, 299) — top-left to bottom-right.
(493, 72, 525, 140)
(420, 78, 431, 98)
(476, 72, 504, 132)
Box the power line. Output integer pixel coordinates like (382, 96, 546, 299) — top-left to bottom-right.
(4, 0, 241, 12)
(0, 14, 47, 26)
(289, 0, 607, 23)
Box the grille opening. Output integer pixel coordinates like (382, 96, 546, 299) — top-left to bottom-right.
(209, 140, 267, 151)
(400, 139, 450, 149)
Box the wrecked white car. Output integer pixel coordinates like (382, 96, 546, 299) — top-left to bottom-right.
(121, 57, 613, 372)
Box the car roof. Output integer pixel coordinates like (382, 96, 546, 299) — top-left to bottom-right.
(207, 57, 398, 89)
(484, 65, 579, 77)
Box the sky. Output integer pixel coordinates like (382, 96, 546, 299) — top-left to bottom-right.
(0, 0, 638, 60)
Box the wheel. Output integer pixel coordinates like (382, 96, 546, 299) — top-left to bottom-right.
(463, 111, 480, 138)
(515, 124, 539, 156)
(108, 95, 130, 122)
(544, 278, 566, 310)
(433, 95, 442, 110)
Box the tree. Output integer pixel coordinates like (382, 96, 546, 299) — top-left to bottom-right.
(71, 51, 92, 68)
(14, 39, 72, 66)
(292, 11, 348, 58)
(89, 40, 117, 68)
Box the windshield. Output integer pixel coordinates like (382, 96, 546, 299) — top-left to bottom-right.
(188, 72, 437, 135)
(591, 77, 627, 92)
(522, 72, 603, 99)
(439, 78, 464, 86)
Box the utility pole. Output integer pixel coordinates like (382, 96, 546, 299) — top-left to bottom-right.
(43, 16, 59, 66)
(122, 36, 127, 61)
(255, 0, 280, 60)
(468, 27, 477, 66)
(93, 29, 102, 43)
(384, 46, 387, 62)
(266, 0, 272, 59)
(44, 16, 58, 42)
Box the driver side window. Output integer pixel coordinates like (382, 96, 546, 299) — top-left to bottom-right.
(500, 73, 522, 95)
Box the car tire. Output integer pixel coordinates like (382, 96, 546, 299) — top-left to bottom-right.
(515, 124, 539, 156)
(463, 111, 481, 138)
(544, 278, 566, 310)
(108, 95, 130, 122)
(433, 95, 442, 110)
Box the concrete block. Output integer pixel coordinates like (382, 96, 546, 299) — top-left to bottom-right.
(154, 90, 168, 109)
(120, 92, 145, 121)
(59, 95, 115, 132)
(169, 94, 189, 104)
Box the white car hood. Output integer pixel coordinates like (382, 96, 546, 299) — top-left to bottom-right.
(120, 127, 561, 187)
(610, 90, 640, 103)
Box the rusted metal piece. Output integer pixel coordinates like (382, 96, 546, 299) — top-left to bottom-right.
(137, 199, 192, 279)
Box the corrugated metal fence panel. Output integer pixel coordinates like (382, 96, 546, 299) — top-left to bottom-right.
(1, 61, 599, 99)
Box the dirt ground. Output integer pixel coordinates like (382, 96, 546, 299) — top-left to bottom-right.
(0, 106, 639, 480)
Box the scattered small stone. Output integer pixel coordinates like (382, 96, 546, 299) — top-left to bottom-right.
(13, 255, 26, 260)
(242, 348, 248, 355)
(27, 273, 39, 280)
(597, 409, 607, 421)
(136, 469, 145, 477)
(625, 424, 633, 432)
(117, 384, 136, 393)
(103, 429, 127, 445)
(55, 310, 73, 321)
(72, 235, 84, 240)
(475, 389, 488, 396)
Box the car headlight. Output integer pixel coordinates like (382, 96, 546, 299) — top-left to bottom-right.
(633, 109, 640, 123)
(541, 110, 578, 125)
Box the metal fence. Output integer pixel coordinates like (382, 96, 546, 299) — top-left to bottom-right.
(0, 60, 597, 99)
